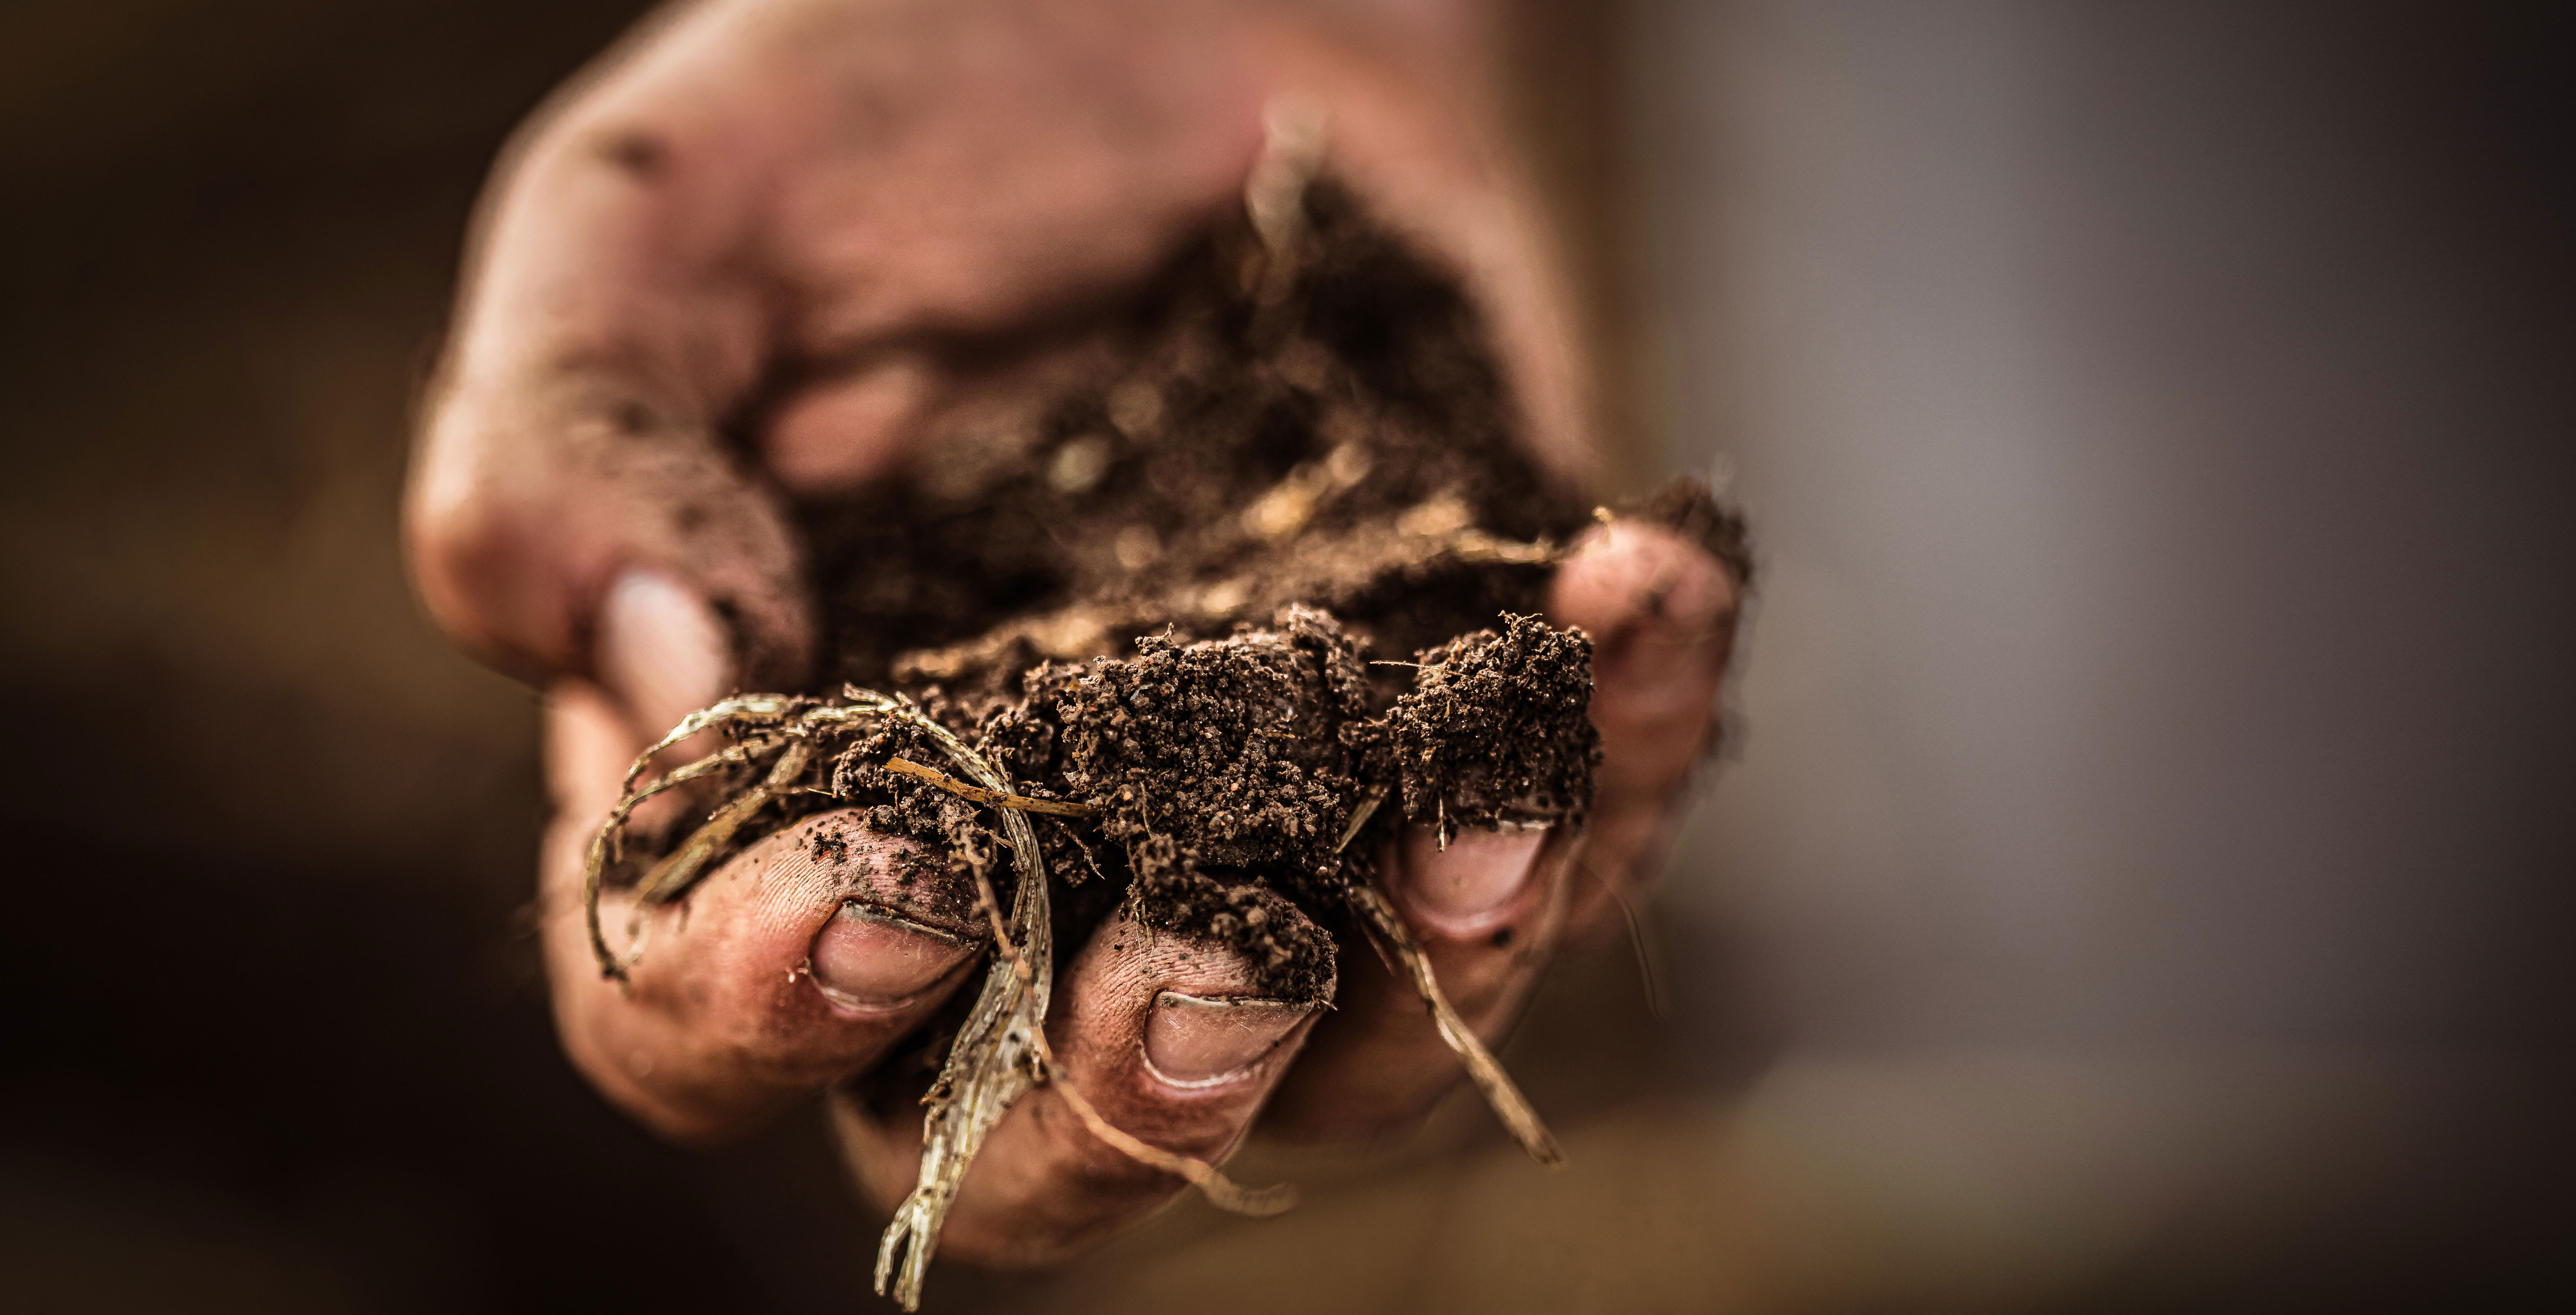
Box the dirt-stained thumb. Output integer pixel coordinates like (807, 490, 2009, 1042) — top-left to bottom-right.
(595, 570, 735, 742)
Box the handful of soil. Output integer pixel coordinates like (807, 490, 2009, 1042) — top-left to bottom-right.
(581, 151, 1743, 1309)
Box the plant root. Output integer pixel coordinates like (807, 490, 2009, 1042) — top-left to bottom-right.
(883, 757, 1101, 817)
(1332, 787, 1568, 1165)
(585, 632, 1584, 1307)
(1042, 1056, 1297, 1216)
(1343, 876, 1565, 1167)
(635, 740, 812, 906)
(578, 686, 1067, 1303)
(951, 834, 1296, 1221)
(865, 690, 1289, 1310)
(585, 685, 1346, 1308)
(586, 723, 802, 984)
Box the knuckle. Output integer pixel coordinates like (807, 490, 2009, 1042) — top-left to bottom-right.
(405, 465, 564, 675)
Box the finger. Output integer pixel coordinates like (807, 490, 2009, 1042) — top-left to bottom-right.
(1546, 519, 1741, 931)
(1259, 523, 1737, 1142)
(406, 3, 814, 711)
(830, 888, 1334, 1269)
(1256, 820, 1572, 1142)
(592, 568, 738, 749)
(540, 684, 987, 1144)
(410, 0, 1270, 710)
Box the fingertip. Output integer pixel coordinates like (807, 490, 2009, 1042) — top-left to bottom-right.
(1258, 824, 1567, 1142)
(596, 568, 732, 738)
(543, 811, 986, 1144)
(1393, 823, 1551, 937)
(896, 899, 1333, 1267)
(1141, 992, 1320, 1089)
(808, 903, 979, 1016)
(1049, 893, 1338, 1128)
(1550, 521, 1738, 723)
(1541, 523, 1740, 944)
(1554, 521, 1738, 643)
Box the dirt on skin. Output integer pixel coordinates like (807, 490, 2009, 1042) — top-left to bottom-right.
(625, 178, 1745, 1002)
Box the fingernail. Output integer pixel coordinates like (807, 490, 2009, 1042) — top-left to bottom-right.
(1142, 992, 1312, 1088)
(596, 570, 729, 736)
(809, 903, 974, 1013)
(1399, 824, 1549, 929)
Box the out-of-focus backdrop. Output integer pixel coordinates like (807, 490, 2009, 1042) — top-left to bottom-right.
(3, 1, 2568, 1311)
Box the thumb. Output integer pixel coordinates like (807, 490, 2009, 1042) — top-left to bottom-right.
(407, 372, 814, 740)
(404, 29, 819, 729)
(595, 570, 740, 744)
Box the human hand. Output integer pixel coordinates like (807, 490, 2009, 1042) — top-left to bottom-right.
(407, 0, 1738, 1273)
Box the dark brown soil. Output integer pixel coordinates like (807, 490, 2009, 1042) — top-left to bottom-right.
(794, 179, 1588, 695)
(643, 178, 1743, 998)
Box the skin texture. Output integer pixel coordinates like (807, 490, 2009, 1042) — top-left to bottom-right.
(408, 0, 1737, 1269)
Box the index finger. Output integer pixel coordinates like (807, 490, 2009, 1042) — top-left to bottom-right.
(407, 0, 1271, 718)
(406, 2, 804, 706)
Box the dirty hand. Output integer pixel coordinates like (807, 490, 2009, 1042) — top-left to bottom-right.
(406, 0, 1737, 1270)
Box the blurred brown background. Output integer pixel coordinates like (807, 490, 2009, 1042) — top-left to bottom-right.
(3, 1, 2571, 1312)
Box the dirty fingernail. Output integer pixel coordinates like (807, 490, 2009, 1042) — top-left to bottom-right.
(809, 903, 974, 1013)
(1399, 824, 1549, 929)
(1143, 992, 1313, 1088)
(596, 569, 729, 736)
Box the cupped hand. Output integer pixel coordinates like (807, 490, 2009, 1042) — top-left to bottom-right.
(407, 0, 1738, 1272)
